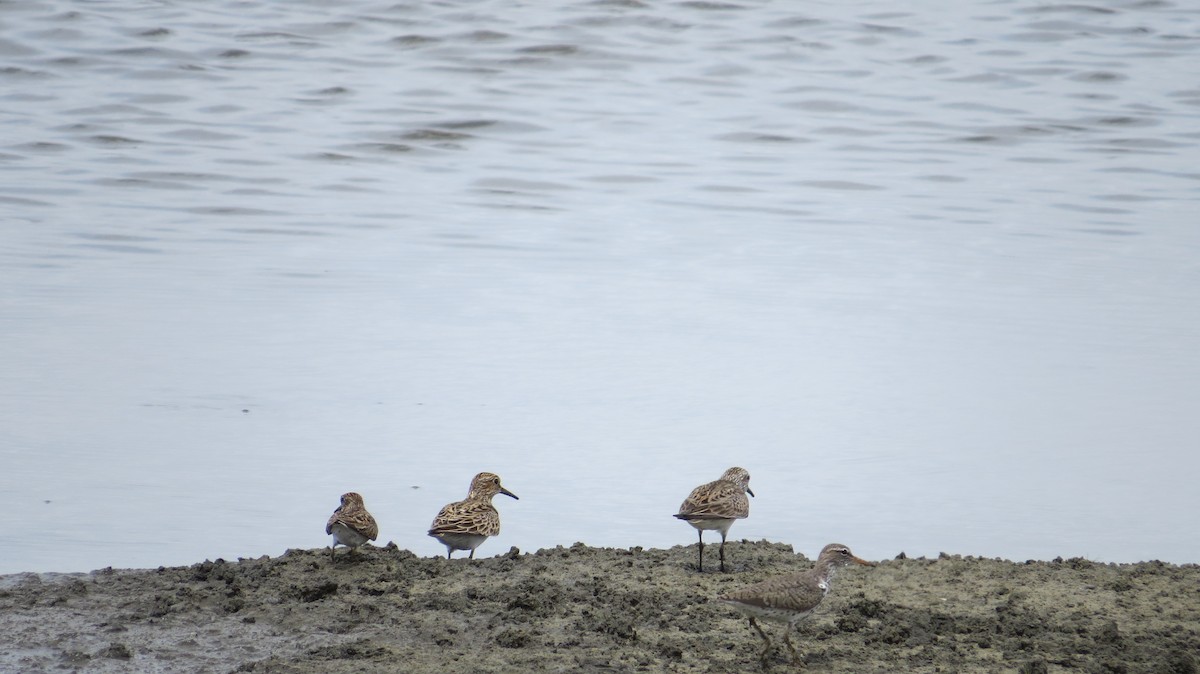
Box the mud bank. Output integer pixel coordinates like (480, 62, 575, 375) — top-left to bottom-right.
(2, 541, 1197, 673)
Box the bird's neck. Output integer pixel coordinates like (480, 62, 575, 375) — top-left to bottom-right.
(813, 562, 839, 595)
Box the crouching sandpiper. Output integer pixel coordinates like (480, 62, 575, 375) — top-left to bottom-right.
(719, 543, 874, 668)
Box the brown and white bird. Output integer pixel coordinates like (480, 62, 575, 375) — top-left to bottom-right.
(719, 543, 874, 668)
(325, 492, 379, 560)
(674, 466, 754, 572)
(428, 472, 518, 559)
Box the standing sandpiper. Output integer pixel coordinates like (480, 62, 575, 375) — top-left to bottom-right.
(428, 472, 518, 559)
(719, 543, 874, 668)
(674, 466, 754, 572)
(325, 492, 379, 560)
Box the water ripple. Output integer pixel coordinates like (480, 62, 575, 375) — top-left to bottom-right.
(2, 0, 1200, 573)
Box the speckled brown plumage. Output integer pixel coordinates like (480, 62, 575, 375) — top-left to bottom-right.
(719, 543, 874, 667)
(674, 467, 754, 572)
(428, 472, 518, 559)
(325, 492, 379, 560)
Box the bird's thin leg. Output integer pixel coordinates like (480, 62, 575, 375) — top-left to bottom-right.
(697, 530, 707, 571)
(749, 617, 773, 668)
(783, 623, 799, 664)
(329, 545, 336, 561)
(469, 549, 475, 560)
(719, 530, 728, 573)
(446, 550, 452, 560)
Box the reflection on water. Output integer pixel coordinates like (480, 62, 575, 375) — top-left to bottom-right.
(1, 0, 1198, 574)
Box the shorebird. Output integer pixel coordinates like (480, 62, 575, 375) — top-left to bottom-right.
(325, 492, 379, 560)
(428, 472, 518, 559)
(719, 543, 874, 668)
(674, 466, 754, 572)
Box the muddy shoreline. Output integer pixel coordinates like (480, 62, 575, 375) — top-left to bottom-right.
(2, 541, 1197, 673)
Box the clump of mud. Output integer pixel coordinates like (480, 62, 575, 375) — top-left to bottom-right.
(1, 542, 1196, 672)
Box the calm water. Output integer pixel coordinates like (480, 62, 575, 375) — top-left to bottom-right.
(2, 0, 1198, 575)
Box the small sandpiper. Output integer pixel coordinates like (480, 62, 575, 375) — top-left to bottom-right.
(674, 466, 754, 572)
(719, 543, 874, 668)
(428, 472, 518, 559)
(325, 492, 379, 560)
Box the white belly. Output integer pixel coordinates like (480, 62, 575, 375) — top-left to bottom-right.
(433, 532, 488, 551)
(686, 518, 734, 534)
(330, 523, 370, 549)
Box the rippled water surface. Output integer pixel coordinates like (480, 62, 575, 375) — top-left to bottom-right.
(2, 0, 1199, 574)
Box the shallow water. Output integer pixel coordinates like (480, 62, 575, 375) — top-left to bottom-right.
(1, 0, 1198, 574)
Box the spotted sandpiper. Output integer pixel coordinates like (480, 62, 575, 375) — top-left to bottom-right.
(718, 543, 874, 668)
(674, 466, 754, 572)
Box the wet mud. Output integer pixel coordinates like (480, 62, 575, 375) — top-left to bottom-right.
(1, 541, 1197, 673)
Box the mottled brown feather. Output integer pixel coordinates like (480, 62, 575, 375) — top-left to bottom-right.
(428, 472, 517, 537)
(429, 499, 502, 537)
(325, 492, 379, 541)
(675, 466, 752, 521)
(720, 568, 826, 613)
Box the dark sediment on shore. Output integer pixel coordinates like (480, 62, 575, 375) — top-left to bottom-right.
(1, 541, 1197, 673)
